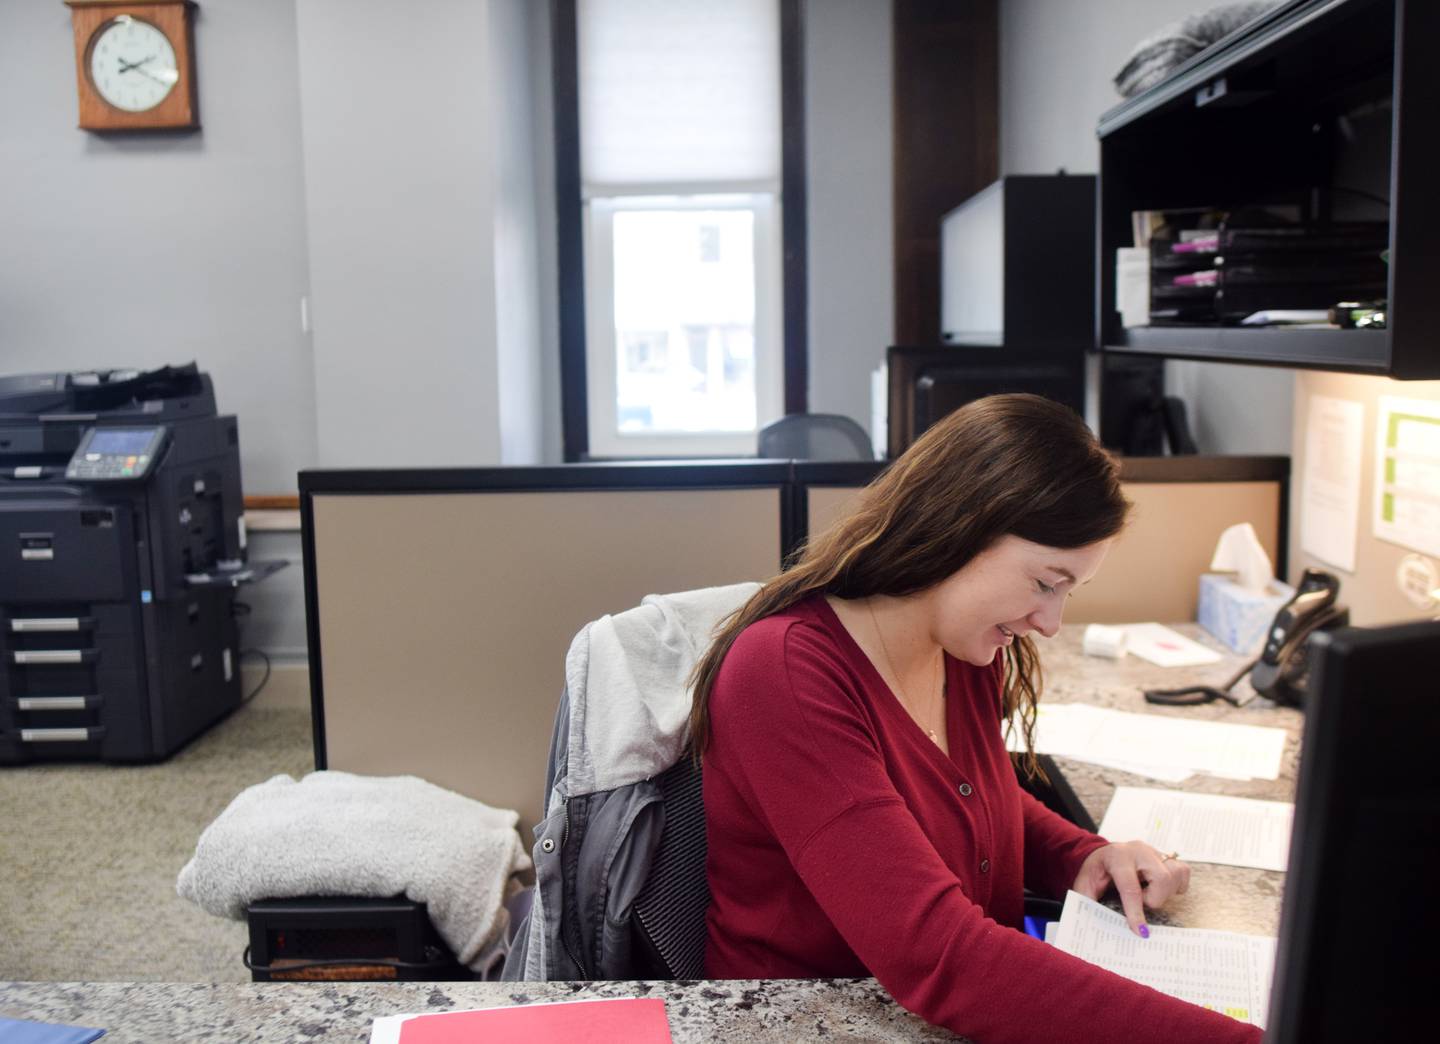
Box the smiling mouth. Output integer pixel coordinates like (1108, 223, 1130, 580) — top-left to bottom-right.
(997, 625, 1016, 644)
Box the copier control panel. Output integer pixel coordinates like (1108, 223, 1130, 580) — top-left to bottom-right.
(65, 426, 168, 481)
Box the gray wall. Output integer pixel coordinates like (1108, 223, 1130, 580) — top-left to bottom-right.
(3, 0, 553, 492)
(5, 0, 890, 484)
(495, 0, 561, 466)
(804, 0, 894, 434)
(295, 0, 550, 471)
(0, 0, 317, 494)
(999, 0, 1294, 456)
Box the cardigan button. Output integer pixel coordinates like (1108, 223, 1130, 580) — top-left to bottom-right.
(541, 838, 556, 854)
(958, 782, 973, 797)
(980, 858, 991, 873)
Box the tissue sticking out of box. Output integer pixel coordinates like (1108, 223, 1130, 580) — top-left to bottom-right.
(1210, 522, 1274, 592)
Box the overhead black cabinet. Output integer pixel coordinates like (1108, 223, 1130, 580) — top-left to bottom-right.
(1097, 0, 1439, 378)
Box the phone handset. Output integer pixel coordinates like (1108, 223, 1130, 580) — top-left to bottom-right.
(1249, 568, 1348, 706)
(1144, 567, 1347, 709)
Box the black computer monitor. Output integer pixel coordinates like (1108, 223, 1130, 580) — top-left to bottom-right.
(884, 346, 1084, 459)
(1265, 620, 1440, 1042)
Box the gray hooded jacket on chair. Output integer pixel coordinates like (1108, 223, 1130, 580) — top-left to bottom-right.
(501, 582, 760, 981)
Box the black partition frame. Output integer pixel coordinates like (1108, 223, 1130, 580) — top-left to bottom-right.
(300, 455, 1289, 769)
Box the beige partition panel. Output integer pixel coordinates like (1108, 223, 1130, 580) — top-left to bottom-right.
(1067, 482, 1280, 624)
(312, 489, 780, 831)
(808, 480, 1281, 625)
(807, 486, 865, 544)
(1291, 370, 1440, 626)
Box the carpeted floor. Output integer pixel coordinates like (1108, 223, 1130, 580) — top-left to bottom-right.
(0, 703, 313, 982)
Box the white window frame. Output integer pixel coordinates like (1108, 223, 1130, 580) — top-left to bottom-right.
(583, 186, 784, 459)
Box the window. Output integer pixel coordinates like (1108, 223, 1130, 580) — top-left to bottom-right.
(557, 0, 801, 459)
(585, 194, 781, 454)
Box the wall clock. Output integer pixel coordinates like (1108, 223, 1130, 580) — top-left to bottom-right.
(65, 1, 199, 131)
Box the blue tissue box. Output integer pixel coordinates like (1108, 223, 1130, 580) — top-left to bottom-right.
(1197, 573, 1294, 654)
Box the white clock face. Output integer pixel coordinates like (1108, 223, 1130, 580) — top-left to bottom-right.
(88, 15, 179, 112)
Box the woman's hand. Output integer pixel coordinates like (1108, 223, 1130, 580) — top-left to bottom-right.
(1072, 841, 1191, 938)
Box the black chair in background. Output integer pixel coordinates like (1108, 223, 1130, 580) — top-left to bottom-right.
(758, 413, 874, 461)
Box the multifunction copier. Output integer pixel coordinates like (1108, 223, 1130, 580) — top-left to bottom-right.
(0, 364, 277, 763)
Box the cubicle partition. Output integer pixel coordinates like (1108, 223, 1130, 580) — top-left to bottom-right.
(794, 457, 1290, 624)
(300, 464, 790, 831)
(302, 457, 1287, 829)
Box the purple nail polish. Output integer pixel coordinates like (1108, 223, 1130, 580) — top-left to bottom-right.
(1138, 924, 1150, 939)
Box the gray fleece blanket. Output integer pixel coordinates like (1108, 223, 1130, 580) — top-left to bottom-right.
(177, 771, 531, 974)
(1114, 1, 1284, 98)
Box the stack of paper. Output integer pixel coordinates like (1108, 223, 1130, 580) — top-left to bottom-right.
(1007, 703, 1286, 783)
(1050, 891, 1275, 1028)
(1098, 787, 1294, 871)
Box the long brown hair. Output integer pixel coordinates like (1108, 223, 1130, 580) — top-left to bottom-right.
(688, 393, 1130, 778)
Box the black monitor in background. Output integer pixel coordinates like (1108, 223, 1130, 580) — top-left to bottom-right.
(885, 346, 1084, 459)
(884, 345, 1172, 459)
(1265, 620, 1440, 1043)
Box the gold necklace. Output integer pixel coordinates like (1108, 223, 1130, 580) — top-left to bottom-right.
(867, 598, 945, 745)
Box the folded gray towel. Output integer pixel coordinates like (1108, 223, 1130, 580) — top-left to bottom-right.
(1114, 1, 1284, 99)
(177, 771, 532, 974)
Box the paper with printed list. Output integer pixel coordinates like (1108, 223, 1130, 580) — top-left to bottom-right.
(1008, 703, 1286, 782)
(1373, 395, 1440, 559)
(1300, 394, 1364, 571)
(1051, 891, 1275, 1029)
(1097, 787, 1294, 871)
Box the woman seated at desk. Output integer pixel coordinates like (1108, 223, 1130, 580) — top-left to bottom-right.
(692, 395, 1260, 1044)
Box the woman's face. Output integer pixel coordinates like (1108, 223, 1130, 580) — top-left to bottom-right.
(926, 534, 1113, 666)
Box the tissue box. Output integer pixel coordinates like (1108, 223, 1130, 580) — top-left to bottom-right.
(1197, 573, 1295, 654)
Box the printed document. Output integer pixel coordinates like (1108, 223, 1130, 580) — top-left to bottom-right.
(1373, 395, 1440, 559)
(1097, 787, 1294, 871)
(1300, 394, 1364, 571)
(1011, 703, 1286, 781)
(1052, 891, 1275, 1028)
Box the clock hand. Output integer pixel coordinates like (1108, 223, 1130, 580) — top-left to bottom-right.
(116, 54, 156, 74)
(134, 66, 176, 88)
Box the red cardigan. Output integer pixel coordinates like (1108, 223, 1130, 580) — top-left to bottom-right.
(703, 596, 1261, 1044)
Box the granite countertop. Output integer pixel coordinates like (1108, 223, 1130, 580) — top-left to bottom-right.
(1, 624, 1298, 1042)
(1035, 622, 1301, 937)
(0, 979, 957, 1043)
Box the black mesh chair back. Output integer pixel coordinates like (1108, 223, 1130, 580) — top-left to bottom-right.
(757, 413, 874, 461)
(631, 754, 709, 979)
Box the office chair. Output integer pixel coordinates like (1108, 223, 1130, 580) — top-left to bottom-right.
(503, 583, 760, 982)
(630, 755, 709, 978)
(758, 413, 874, 461)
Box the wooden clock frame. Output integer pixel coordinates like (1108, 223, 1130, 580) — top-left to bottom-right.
(65, 0, 199, 131)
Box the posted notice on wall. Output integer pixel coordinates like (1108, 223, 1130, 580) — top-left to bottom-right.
(1373, 396, 1440, 559)
(1300, 395, 1364, 572)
